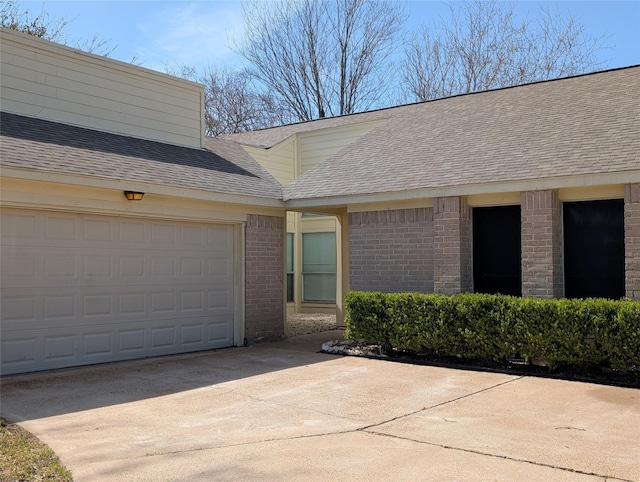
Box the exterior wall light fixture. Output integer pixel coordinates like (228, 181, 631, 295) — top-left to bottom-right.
(124, 191, 144, 201)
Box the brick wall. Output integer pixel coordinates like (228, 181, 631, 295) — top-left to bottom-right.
(521, 190, 563, 298)
(349, 208, 434, 293)
(433, 196, 472, 294)
(625, 183, 640, 300)
(245, 214, 284, 343)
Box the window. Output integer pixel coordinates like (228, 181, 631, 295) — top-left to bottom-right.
(302, 232, 336, 302)
(286, 233, 294, 302)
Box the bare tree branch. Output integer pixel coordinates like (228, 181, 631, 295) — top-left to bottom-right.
(236, 0, 405, 121)
(167, 63, 293, 136)
(402, 0, 609, 101)
(1, 0, 69, 41)
(1, 0, 124, 57)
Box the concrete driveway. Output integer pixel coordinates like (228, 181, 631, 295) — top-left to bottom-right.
(1, 331, 638, 481)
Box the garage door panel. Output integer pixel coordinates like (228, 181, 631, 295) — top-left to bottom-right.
(83, 217, 115, 241)
(1, 208, 236, 375)
(4, 250, 233, 287)
(85, 254, 115, 284)
(44, 335, 76, 362)
(44, 214, 78, 240)
(208, 256, 233, 278)
(180, 257, 204, 276)
(151, 326, 177, 349)
(46, 294, 79, 319)
(119, 329, 145, 353)
(1, 294, 37, 322)
(1, 211, 39, 239)
(182, 324, 205, 345)
(83, 332, 113, 357)
(117, 219, 145, 243)
(207, 225, 234, 249)
(180, 290, 204, 312)
(208, 324, 230, 343)
(1, 338, 37, 367)
(180, 224, 205, 245)
(2, 253, 38, 279)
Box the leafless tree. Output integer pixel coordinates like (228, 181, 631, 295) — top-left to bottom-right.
(201, 67, 292, 136)
(236, 0, 405, 121)
(1, 0, 117, 56)
(1, 0, 68, 41)
(71, 34, 117, 57)
(166, 63, 292, 136)
(402, 1, 609, 101)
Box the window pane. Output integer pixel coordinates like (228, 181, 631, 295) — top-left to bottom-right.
(302, 232, 336, 302)
(286, 233, 294, 302)
(302, 232, 336, 273)
(303, 273, 336, 302)
(286, 233, 294, 272)
(287, 273, 294, 302)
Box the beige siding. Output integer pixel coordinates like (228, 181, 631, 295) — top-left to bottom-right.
(286, 212, 297, 233)
(299, 120, 383, 173)
(0, 176, 287, 223)
(0, 28, 204, 148)
(559, 185, 625, 201)
(243, 137, 296, 185)
(300, 216, 337, 233)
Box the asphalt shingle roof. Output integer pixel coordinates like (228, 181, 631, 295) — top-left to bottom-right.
(282, 67, 640, 202)
(0, 112, 283, 200)
(221, 108, 401, 148)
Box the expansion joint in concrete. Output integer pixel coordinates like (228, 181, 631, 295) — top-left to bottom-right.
(362, 431, 632, 482)
(357, 375, 525, 432)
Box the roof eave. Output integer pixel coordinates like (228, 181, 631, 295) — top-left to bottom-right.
(284, 170, 640, 211)
(1, 166, 285, 209)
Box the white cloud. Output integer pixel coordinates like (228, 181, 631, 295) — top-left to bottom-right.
(136, 1, 247, 71)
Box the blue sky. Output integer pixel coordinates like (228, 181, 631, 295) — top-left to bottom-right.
(24, 1, 640, 75)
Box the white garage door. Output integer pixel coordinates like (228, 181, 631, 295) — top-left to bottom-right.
(1, 208, 236, 375)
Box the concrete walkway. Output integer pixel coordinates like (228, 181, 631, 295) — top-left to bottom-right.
(1, 331, 638, 481)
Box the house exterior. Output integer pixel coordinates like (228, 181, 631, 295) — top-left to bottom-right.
(223, 112, 391, 316)
(226, 66, 640, 316)
(0, 29, 286, 375)
(1, 28, 639, 375)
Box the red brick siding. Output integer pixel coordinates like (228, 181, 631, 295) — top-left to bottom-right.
(433, 197, 472, 294)
(521, 190, 563, 298)
(625, 183, 640, 300)
(349, 208, 434, 293)
(245, 214, 284, 343)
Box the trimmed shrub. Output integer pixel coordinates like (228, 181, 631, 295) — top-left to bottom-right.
(345, 291, 640, 375)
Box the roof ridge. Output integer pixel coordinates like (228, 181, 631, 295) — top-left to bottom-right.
(226, 64, 640, 136)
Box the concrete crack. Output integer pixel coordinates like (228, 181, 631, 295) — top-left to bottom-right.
(357, 375, 524, 431)
(363, 430, 632, 482)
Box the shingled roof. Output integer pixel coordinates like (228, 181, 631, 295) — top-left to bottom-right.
(283, 66, 640, 204)
(221, 106, 402, 148)
(1, 112, 283, 202)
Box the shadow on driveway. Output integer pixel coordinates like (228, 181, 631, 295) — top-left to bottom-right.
(1, 330, 638, 481)
(0, 331, 342, 422)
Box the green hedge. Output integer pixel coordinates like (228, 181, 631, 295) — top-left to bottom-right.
(344, 291, 640, 374)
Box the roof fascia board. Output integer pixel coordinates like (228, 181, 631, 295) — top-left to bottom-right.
(284, 170, 640, 210)
(1, 166, 285, 209)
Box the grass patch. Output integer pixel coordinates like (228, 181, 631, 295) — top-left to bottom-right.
(0, 418, 72, 481)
